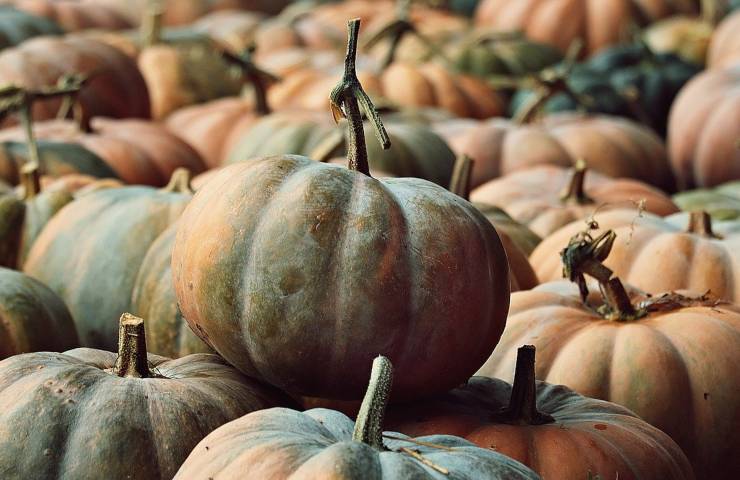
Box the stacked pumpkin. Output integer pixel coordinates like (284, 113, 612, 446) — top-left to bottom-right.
(0, 1, 737, 479)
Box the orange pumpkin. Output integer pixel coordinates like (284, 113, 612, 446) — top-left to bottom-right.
(434, 112, 675, 191)
(531, 209, 740, 302)
(479, 229, 740, 479)
(668, 63, 740, 188)
(471, 162, 679, 237)
(387, 346, 694, 479)
(13, 0, 133, 31)
(475, 0, 698, 56)
(707, 9, 740, 68)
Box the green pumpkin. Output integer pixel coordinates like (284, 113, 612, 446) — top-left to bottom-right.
(451, 36, 563, 79)
(225, 112, 456, 186)
(0, 7, 62, 50)
(510, 43, 701, 136)
(0, 267, 77, 358)
(673, 181, 740, 220)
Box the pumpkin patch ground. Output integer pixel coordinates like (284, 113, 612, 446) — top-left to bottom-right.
(0, 1, 737, 479)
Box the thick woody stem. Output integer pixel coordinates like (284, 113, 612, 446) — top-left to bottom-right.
(19, 104, 41, 172)
(560, 159, 593, 204)
(113, 313, 150, 378)
(352, 356, 393, 450)
(449, 154, 473, 200)
(161, 168, 193, 194)
(141, 0, 164, 47)
(497, 345, 554, 425)
(686, 211, 718, 238)
(601, 277, 640, 320)
(19, 163, 41, 198)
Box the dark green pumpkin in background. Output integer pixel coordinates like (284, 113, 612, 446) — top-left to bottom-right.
(0, 7, 62, 50)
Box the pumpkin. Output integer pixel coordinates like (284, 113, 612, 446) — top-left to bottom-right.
(174, 356, 540, 480)
(433, 112, 675, 191)
(24, 169, 194, 349)
(509, 42, 701, 137)
(187, 9, 264, 52)
(387, 346, 694, 479)
(131, 222, 212, 358)
(448, 154, 539, 292)
(0, 36, 149, 125)
(474, 0, 699, 57)
(478, 230, 740, 479)
(0, 5, 62, 49)
(673, 180, 740, 220)
(531, 209, 740, 302)
(707, 8, 740, 67)
(0, 118, 206, 186)
(172, 19, 510, 402)
(644, 0, 721, 65)
(667, 63, 740, 188)
(0, 164, 72, 269)
(470, 161, 679, 237)
(224, 111, 458, 186)
(12, 0, 133, 31)
(0, 312, 296, 479)
(0, 266, 77, 358)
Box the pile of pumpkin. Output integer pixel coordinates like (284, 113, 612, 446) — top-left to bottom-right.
(0, 0, 738, 478)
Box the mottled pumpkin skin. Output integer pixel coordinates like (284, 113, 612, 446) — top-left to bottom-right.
(0, 6, 62, 49)
(474, 204, 541, 256)
(24, 185, 191, 349)
(471, 165, 679, 237)
(225, 113, 457, 187)
(386, 377, 694, 480)
(435, 113, 675, 191)
(14, 0, 133, 31)
(673, 180, 740, 220)
(131, 223, 212, 358)
(476, 280, 740, 479)
(668, 64, 740, 188)
(474, 0, 697, 56)
(0, 185, 72, 269)
(0, 348, 295, 480)
(708, 10, 740, 68)
(174, 407, 540, 479)
(0, 267, 78, 359)
(530, 209, 740, 302)
(0, 119, 206, 187)
(173, 156, 510, 401)
(0, 36, 149, 125)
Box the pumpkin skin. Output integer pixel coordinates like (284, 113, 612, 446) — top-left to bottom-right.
(131, 223, 212, 358)
(708, 9, 740, 68)
(13, 0, 133, 31)
(0, 36, 149, 125)
(673, 180, 740, 220)
(449, 35, 563, 79)
(644, 15, 713, 65)
(0, 267, 78, 359)
(474, 204, 541, 256)
(223, 112, 457, 186)
(24, 172, 193, 349)
(172, 155, 510, 401)
(510, 43, 701, 137)
(0, 335, 295, 478)
(0, 119, 206, 186)
(386, 376, 694, 479)
(434, 113, 675, 191)
(188, 10, 265, 52)
(174, 407, 540, 479)
(476, 280, 740, 479)
(667, 63, 740, 188)
(0, 6, 62, 49)
(530, 209, 740, 302)
(471, 164, 679, 237)
(0, 170, 72, 269)
(474, 0, 698, 56)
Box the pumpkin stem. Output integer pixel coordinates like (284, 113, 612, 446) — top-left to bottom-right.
(352, 355, 393, 450)
(600, 277, 641, 320)
(700, 0, 721, 24)
(18, 103, 42, 174)
(363, 0, 451, 70)
(55, 73, 92, 133)
(141, 0, 164, 47)
(218, 43, 280, 116)
(497, 345, 554, 425)
(560, 159, 593, 204)
(19, 162, 41, 199)
(686, 211, 720, 238)
(330, 19, 391, 177)
(113, 313, 151, 378)
(161, 168, 193, 194)
(449, 154, 473, 200)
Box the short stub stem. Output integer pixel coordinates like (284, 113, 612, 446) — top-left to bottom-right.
(352, 356, 393, 450)
(449, 154, 473, 200)
(161, 168, 193, 194)
(560, 159, 592, 204)
(113, 313, 151, 378)
(686, 211, 719, 238)
(496, 345, 554, 425)
(19, 162, 41, 198)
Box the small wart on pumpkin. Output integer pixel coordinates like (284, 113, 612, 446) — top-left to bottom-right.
(594, 424, 608, 431)
(280, 270, 305, 295)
